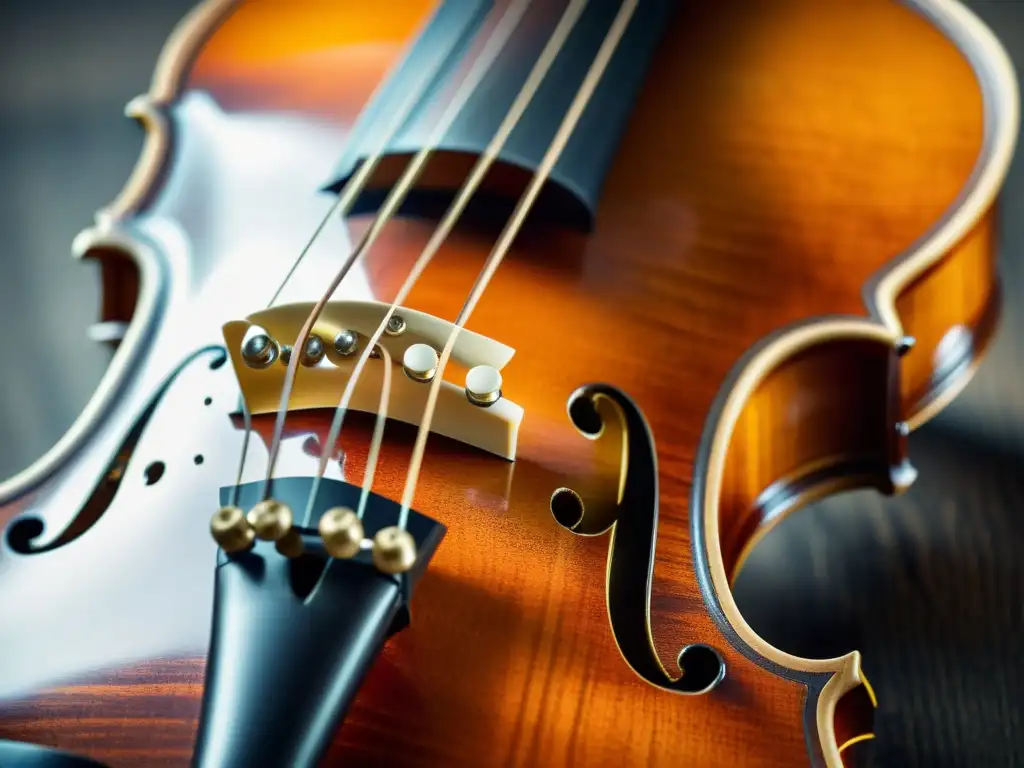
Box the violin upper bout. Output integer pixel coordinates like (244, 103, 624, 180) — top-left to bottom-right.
(863, 0, 1020, 428)
(877, 208, 1003, 428)
(64, 0, 242, 348)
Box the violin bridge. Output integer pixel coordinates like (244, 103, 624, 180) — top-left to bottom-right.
(221, 300, 523, 460)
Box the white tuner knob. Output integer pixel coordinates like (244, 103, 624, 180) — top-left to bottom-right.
(465, 365, 502, 406)
(403, 343, 438, 382)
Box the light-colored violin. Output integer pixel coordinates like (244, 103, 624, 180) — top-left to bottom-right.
(0, 1, 1017, 766)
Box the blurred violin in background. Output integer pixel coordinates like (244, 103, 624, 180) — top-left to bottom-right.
(0, 1, 1017, 766)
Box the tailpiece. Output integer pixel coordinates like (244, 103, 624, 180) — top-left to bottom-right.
(192, 476, 446, 768)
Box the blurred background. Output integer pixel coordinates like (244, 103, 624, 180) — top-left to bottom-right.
(0, 1, 1022, 766)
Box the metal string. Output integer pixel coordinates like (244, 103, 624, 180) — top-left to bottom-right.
(300, 0, 591, 527)
(228, 399, 252, 509)
(395, 0, 639, 530)
(260, 0, 534, 503)
(264, 6, 446, 311)
(228, 4, 447, 496)
(355, 345, 392, 522)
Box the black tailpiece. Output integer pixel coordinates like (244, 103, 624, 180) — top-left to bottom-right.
(192, 477, 445, 768)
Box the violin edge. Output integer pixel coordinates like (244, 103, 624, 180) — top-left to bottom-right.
(866, 0, 1018, 428)
(693, 318, 898, 768)
(104, 0, 238, 223)
(691, 8, 1018, 761)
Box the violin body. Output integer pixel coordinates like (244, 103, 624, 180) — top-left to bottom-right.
(0, 1, 1016, 767)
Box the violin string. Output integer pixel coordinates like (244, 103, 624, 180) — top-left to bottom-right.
(299, 0, 590, 527)
(260, 0, 535, 503)
(298, 343, 393, 527)
(355, 344, 392, 521)
(229, 4, 450, 498)
(228, 399, 253, 509)
(396, 0, 639, 530)
(264, 5, 447, 311)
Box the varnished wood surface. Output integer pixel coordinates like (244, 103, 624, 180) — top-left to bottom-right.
(0, 1, 1019, 767)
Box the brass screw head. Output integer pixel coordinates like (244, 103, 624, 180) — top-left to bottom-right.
(371, 526, 417, 574)
(319, 507, 364, 559)
(385, 314, 406, 336)
(247, 499, 294, 542)
(465, 364, 502, 406)
(402, 343, 438, 383)
(275, 529, 305, 559)
(210, 505, 255, 553)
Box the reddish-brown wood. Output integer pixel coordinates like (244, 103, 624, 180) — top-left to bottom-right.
(0, 1, 1009, 767)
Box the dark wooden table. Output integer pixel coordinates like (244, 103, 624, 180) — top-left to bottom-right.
(1, 2, 1022, 766)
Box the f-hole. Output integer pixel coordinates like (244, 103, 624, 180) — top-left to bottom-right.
(554, 384, 728, 696)
(5, 347, 226, 555)
(677, 645, 725, 694)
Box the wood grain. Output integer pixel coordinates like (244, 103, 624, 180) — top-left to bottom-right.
(0, 1, 1008, 767)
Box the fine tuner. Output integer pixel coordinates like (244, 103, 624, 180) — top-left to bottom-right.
(210, 499, 418, 575)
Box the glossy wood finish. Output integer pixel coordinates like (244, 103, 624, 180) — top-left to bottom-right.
(894, 211, 999, 424)
(0, 1, 1012, 767)
(721, 338, 905, 582)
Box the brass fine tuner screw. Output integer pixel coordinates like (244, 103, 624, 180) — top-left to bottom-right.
(319, 507, 364, 559)
(371, 526, 417, 574)
(210, 505, 255, 553)
(248, 500, 305, 558)
(275, 529, 305, 559)
(247, 499, 294, 541)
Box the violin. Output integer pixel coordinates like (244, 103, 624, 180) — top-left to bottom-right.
(0, 1, 1017, 766)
